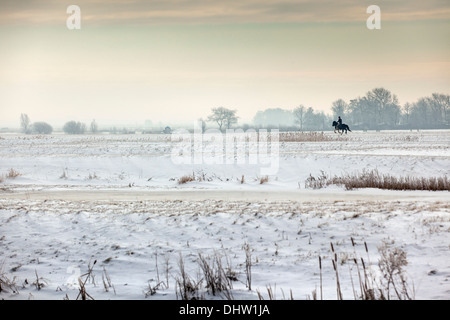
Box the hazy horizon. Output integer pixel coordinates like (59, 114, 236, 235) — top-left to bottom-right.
(0, 0, 449, 128)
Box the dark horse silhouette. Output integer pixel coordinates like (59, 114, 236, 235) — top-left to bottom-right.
(332, 121, 352, 134)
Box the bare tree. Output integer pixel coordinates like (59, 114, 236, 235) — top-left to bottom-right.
(20, 114, 30, 133)
(406, 93, 450, 129)
(366, 88, 399, 127)
(252, 108, 295, 128)
(63, 121, 87, 134)
(331, 99, 348, 119)
(90, 119, 98, 133)
(198, 118, 207, 133)
(410, 98, 430, 129)
(31, 122, 53, 134)
(207, 107, 238, 132)
(304, 107, 316, 131)
(402, 103, 412, 127)
(293, 105, 306, 131)
(430, 93, 450, 126)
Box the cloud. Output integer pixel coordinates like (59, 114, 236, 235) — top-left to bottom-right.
(1, 0, 449, 26)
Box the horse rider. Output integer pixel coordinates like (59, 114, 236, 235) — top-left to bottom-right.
(337, 116, 342, 126)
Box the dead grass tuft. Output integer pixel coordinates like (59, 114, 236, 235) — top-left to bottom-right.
(76, 259, 97, 300)
(197, 252, 234, 299)
(88, 172, 99, 180)
(6, 168, 21, 179)
(0, 262, 19, 294)
(317, 239, 414, 300)
(377, 240, 412, 300)
(177, 174, 195, 184)
(305, 169, 450, 191)
(175, 254, 203, 300)
(33, 270, 47, 290)
(305, 171, 329, 189)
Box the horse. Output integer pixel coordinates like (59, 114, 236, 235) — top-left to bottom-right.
(332, 121, 352, 134)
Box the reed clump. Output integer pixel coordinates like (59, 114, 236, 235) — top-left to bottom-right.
(305, 169, 450, 191)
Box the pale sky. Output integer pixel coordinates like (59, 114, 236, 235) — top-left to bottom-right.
(0, 0, 449, 128)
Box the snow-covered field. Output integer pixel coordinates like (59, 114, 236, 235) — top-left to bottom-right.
(0, 130, 449, 300)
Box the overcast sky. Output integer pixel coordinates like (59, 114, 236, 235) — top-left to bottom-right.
(0, 0, 449, 128)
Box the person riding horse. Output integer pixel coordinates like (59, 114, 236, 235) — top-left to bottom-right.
(333, 116, 351, 134)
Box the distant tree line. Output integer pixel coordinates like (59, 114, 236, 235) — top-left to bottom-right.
(19, 115, 100, 135)
(63, 119, 99, 134)
(331, 88, 450, 130)
(20, 114, 53, 134)
(63, 121, 87, 134)
(250, 88, 449, 131)
(19, 87, 449, 135)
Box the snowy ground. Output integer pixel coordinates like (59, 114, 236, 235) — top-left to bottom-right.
(0, 130, 449, 300)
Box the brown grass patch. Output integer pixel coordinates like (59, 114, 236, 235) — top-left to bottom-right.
(6, 168, 21, 179)
(306, 169, 450, 191)
(177, 174, 196, 184)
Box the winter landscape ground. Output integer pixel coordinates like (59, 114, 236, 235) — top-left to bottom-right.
(0, 130, 449, 300)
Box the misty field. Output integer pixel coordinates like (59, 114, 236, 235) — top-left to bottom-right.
(0, 130, 449, 300)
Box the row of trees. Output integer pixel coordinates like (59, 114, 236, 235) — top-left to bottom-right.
(250, 88, 449, 131)
(20, 114, 53, 134)
(330, 89, 450, 130)
(205, 105, 331, 132)
(20, 115, 99, 135)
(19, 88, 449, 134)
(62, 120, 99, 134)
